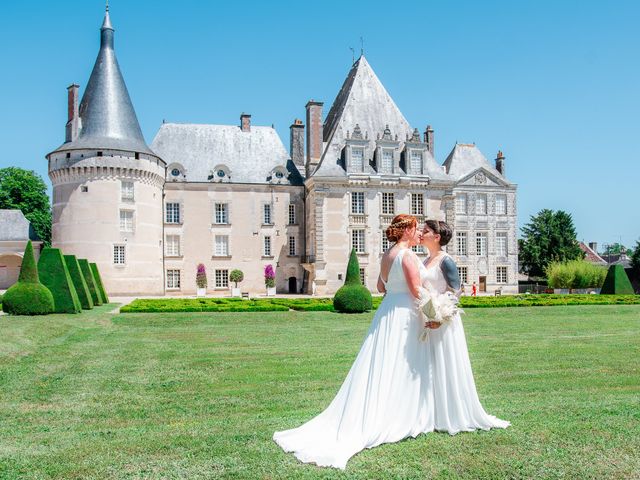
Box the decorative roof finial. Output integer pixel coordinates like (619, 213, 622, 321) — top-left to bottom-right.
(106, 0, 109, 12)
(360, 36, 364, 56)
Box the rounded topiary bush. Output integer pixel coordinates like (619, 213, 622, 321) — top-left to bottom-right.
(333, 284, 372, 313)
(2, 282, 54, 315)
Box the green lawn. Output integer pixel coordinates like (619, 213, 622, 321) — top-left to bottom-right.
(0, 305, 638, 479)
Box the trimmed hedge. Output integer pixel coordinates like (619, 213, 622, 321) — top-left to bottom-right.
(119, 294, 640, 314)
(2, 240, 54, 315)
(600, 264, 634, 295)
(333, 249, 373, 313)
(64, 255, 93, 310)
(78, 259, 103, 306)
(90, 263, 109, 303)
(38, 248, 82, 314)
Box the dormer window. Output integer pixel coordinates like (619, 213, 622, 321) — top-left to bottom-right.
(269, 166, 289, 183)
(210, 164, 231, 182)
(380, 149, 393, 173)
(351, 148, 364, 172)
(216, 170, 226, 178)
(410, 151, 423, 174)
(171, 168, 181, 177)
(275, 171, 284, 179)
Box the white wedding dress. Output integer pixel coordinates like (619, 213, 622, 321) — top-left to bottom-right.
(273, 248, 509, 469)
(421, 253, 510, 435)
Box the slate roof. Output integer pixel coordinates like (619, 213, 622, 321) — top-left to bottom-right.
(48, 10, 156, 157)
(151, 123, 299, 184)
(314, 56, 449, 179)
(0, 210, 39, 241)
(443, 143, 510, 184)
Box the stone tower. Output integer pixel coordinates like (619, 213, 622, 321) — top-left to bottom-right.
(46, 8, 166, 295)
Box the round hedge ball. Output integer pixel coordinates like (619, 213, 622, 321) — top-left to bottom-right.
(2, 282, 54, 315)
(333, 284, 373, 313)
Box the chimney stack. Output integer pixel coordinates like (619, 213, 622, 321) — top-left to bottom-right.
(495, 150, 505, 176)
(65, 84, 80, 143)
(240, 113, 251, 132)
(424, 125, 434, 157)
(589, 242, 598, 253)
(305, 100, 324, 176)
(290, 118, 305, 168)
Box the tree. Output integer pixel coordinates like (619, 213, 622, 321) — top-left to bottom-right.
(602, 242, 627, 257)
(0, 167, 51, 246)
(519, 209, 584, 278)
(631, 239, 640, 275)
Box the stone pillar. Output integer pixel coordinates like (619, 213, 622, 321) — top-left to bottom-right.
(424, 125, 434, 157)
(240, 113, 251, 132)
(305, 100, 323, 177)
(495, 150, 505, 176)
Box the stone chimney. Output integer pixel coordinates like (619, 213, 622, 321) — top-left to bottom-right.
(589, 242, 598, 253)
(495, 150, 505, 176)
(424, 125, 434, 157)
(65, 84, 80, 143)
(290, 118, 305, 167)
(240, 113, 251, 132)
(305, 100, 323, 176)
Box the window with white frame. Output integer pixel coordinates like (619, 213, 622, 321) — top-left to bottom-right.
(455, 194, 467, 214)
(165, 235, 180, 257)
(165, 202, 180, 224)
(215, 269, 229, 288)
(476, 194, 487, 215)
(263, 236, 272, 256)
(359, 267, 366, 286)
(352, 229, 365, 253)
(496, 232, 508, 257)
(411, 193, 424, 215)
(456, 232, 468, 256)
(476, 232, 488, 256)
(351, 147, 364, 171)
(214, 203, 228, 224)
(121, 181, 134, 201)
(381, 192, 395, 215)
(411, 245, 425, 254)
(166, 269, 180, 289)
(288, 204, 296, 224)
(380, 149, 393, 173)
(495, 194, 507, 215)
(458, 266, 468, 284)
(381, 233, 390, 252)
(214, 235, 229, 256)
(351, 191, 365, 214)
(497, 266, 508, 284)
(113, 245, 125, 265)
(288, 236, 296, 256)
(263, 204, 273, 225)
(119, 210, 133, 232)
(410, 150, 423, 174)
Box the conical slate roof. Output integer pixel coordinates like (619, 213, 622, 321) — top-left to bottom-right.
(48, 10, 155, 157)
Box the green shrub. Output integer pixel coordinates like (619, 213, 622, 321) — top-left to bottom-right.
(230, 269, 244, 288)
(546, 260, 606, 289)
(78, 259, 103, 305)
(333, 249, 373, 313)
(1, 240, 54, 315)
(38, 248, 81, 313)
(600, 265, 634, 294)
(90, 263, 109, 303)
(64, 255, 93, 310)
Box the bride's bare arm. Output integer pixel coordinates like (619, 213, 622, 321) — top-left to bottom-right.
(402, 252, 422, 299)
(377, 275, 386, 293)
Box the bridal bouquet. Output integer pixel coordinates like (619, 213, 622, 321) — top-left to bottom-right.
(416, 286, 463, 342)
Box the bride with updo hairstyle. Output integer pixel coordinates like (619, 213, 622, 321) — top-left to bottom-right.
(274, 212, 442, 469)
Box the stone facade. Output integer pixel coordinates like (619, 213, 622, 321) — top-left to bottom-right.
(46, 9, 518, 297)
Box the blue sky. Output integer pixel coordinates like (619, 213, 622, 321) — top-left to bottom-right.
(1, 0, 638, 250)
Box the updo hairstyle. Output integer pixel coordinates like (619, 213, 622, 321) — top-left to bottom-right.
(424, 219, 453, 246)
(385, 214, 417, 243)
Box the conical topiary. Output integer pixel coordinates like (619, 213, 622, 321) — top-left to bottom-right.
(78, 259, 103, 305)
(600, 264, 634, 294)
(90, 263, 109, 303)
(2, 240, 54, 315)
(64, 255, 93, 310)
(333, 248, 373, 313)
(38, 248, 82, 313)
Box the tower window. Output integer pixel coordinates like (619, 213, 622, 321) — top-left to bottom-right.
(97, 151, 103, 157)
(135, 152, 140, 160)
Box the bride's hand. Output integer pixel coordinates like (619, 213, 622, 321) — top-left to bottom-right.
(425, 321, 441, 329)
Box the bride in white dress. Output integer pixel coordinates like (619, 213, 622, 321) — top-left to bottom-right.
(273, 215, 433, 469)
(419, 219, 510, 435)
(273, 215, 509, 470)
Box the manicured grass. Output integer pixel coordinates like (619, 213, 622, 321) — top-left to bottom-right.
(120, 294, 640, 313)
(0, 304, 639, 478)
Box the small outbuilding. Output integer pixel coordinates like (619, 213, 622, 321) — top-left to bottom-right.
(0, 210, 43, 290)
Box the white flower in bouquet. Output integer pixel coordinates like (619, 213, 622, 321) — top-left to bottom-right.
(416, 286, 463, 342)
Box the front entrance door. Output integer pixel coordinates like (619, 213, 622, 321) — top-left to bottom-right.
(479, 276, 487, 293)
(288, 276, 297, 294)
